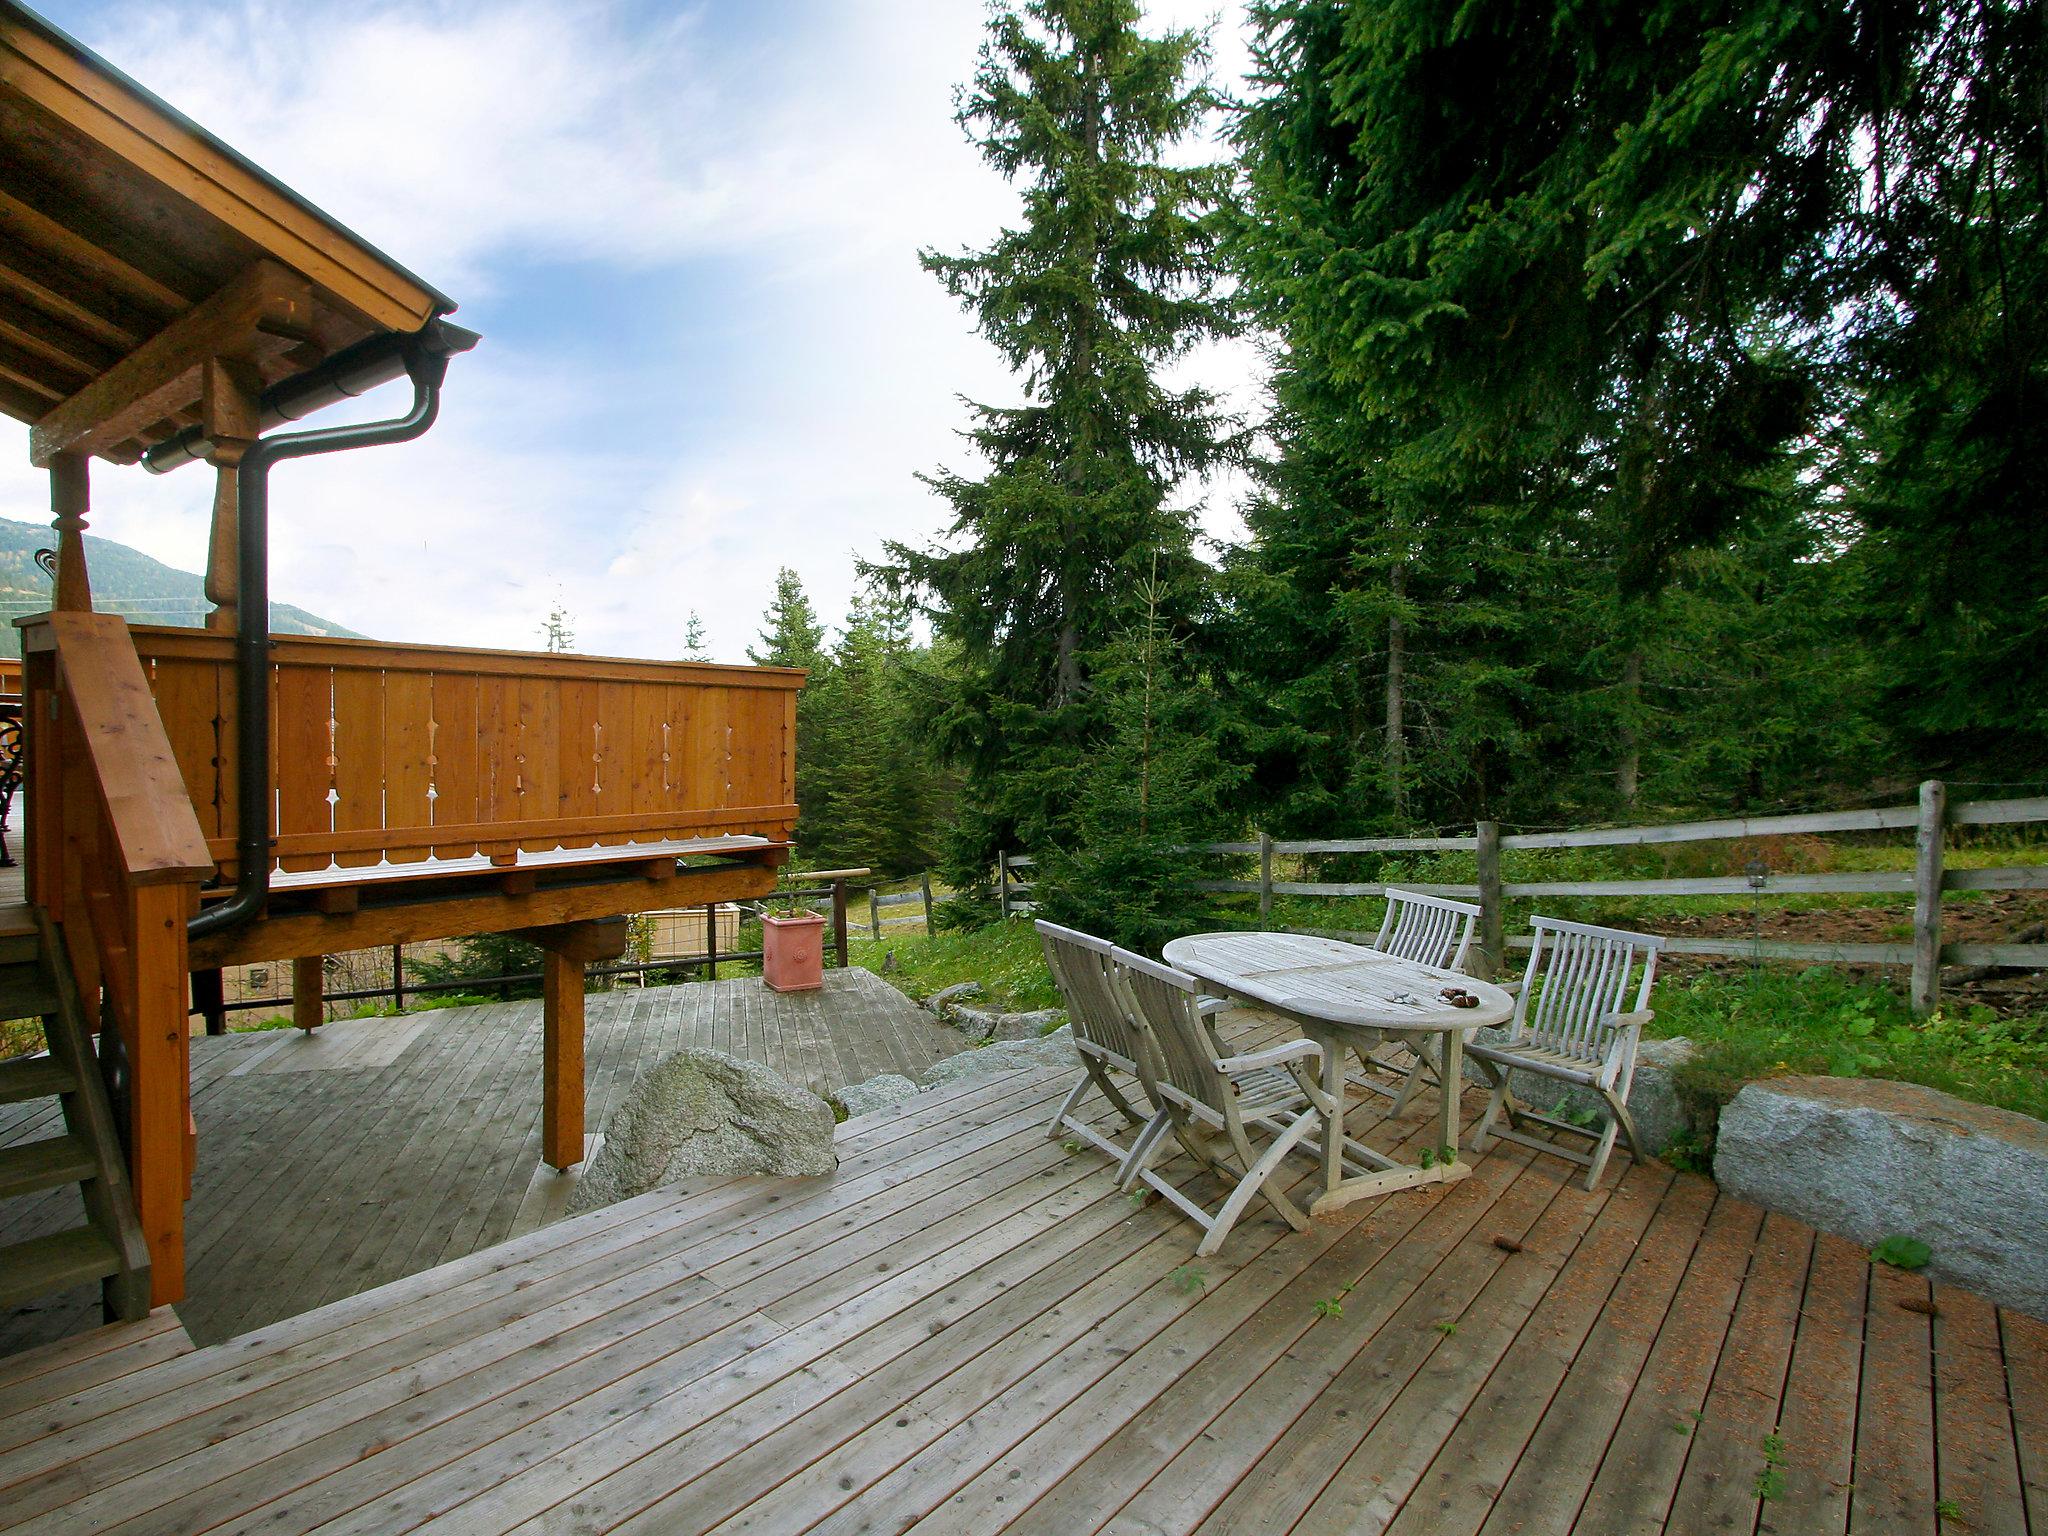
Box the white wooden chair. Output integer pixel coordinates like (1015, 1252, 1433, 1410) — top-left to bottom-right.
(1466, 916, 1665, 1190)
(1036, 920, 1168, 1186)
(1357, 888, 1483, 1116)
(1109, 946, 1333, 1257)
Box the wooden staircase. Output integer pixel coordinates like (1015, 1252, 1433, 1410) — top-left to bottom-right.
(0, 904, 151, 1323)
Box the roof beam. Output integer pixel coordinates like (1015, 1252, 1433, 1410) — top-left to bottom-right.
(0, 183, 192, 314)
(29, 258, 315, 466)
(0, 299, 118, 378)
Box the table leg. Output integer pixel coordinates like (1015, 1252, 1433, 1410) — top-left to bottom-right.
(1437, 1028, 1463, 1166)
(1319, 1026, 1343, 1200)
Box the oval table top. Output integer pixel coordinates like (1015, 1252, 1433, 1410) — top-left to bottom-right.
(1161, 930, 1515, 1035)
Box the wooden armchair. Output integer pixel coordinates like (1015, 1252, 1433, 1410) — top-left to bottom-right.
(1358, 887, 1483, 1115)
(1466, 916, 1666, 1189)
(1109, 947, 1332, 1257)
(1035, 920, 1168, 1186)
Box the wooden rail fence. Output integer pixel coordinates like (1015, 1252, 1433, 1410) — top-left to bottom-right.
(1001, 784, 2048, 1016)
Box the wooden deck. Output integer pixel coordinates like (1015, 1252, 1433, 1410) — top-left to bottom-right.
(0, 1044, 2039, 1534)
(0, 970, 967, 1352)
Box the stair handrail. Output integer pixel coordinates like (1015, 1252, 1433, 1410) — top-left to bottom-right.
(20, 609, 213, 1306)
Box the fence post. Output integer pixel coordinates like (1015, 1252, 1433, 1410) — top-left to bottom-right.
(1258, 831, 1273, 925)
(921, 872, 934, 933)
(391, 945, 405, 1013)
(832, 879, 850, 969)
(1911, 779, 1946, 1016)
(1475, 820, 1503, 979)
(869, 886, 881, 941)
(998, 852, 1010, 920)
(704, 902, 718, 982)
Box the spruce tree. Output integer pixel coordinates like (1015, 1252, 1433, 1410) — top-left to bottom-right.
(747, 568, 828, 671)
(872, 0, 1236, 877)
(748, 568, 831, 858)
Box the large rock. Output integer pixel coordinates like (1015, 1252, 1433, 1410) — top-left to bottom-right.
(1715, 1076, 2048, 1319)
(918, 1026, 1077, 1090)
(837, 1072, 919, 1118)
(950, 1004, 1067, 1043)
(1460, 1029, 1699, 1156)
(568, 1049, 837, 1213)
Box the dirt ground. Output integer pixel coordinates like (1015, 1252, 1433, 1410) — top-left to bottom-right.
(1649, 889, 2048, 1014)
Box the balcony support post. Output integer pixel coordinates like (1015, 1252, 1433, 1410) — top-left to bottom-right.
(49, 451, 91, 612)
(522, 919, 628, 1172)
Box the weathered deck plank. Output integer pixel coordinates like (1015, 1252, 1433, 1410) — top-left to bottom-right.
(0, 970, 966, 1354)
(3, 994, 2042, 1536)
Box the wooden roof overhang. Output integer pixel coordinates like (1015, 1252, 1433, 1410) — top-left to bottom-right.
(0, 0, 458, 467)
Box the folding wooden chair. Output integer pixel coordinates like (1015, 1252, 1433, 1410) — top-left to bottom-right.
(1357, 888, 1483, 1116)
(1035, 920, 1168, 1186)
(1109, 946, 1332, 1257)
(1467, 916, 1665, 1189)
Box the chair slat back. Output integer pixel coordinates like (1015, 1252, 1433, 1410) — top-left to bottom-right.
(1036, 921, 1144, 1066)
(1376, 888, 1480, 971)
(1109, 947, 1229, 1116)
(1514, 916, 1664, 1064)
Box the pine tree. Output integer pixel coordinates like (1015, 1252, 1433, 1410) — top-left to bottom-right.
(871, 0, 1236, 877)
(747, 568, 828, 671)
(540, 595, 575, 654)
(681, 611, 711, 662)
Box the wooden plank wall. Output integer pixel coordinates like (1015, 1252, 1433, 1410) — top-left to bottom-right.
(126, 627, 801, 875)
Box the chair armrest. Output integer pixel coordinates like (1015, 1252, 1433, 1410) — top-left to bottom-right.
(1198, 995, 1231, 1017)
(1215, 1039, 1322, 1075)
(1496, 979, 1524, 998)
(1598, 1009, 1654, 1035)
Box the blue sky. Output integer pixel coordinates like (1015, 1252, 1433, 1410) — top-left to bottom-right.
(2, 0, 1259, 660)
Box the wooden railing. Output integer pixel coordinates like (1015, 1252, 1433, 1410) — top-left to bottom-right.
(124, 627, 802, 876)
(21, 612, 213, 1305)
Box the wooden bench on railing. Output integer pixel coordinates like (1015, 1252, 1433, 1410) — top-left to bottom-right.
(21, 612, 213, 1306)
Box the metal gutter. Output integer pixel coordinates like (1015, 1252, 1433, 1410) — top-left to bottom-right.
(185, 322, 478, 942)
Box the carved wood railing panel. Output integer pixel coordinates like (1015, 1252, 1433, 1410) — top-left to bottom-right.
(125, 628, 802, 876)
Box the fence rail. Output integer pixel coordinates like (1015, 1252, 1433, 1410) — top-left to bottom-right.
(1006, 784, 2048, 1017)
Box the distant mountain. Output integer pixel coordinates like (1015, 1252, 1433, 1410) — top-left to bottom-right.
(0, 515, 359, 656)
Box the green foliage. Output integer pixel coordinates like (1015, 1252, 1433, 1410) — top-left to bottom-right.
(1312, 1296, 1343, 1319)
(1755, 1429, 1789, 1501)
(408, 932, 547, 999)
(1870, 1235, 1933, 1272)
(1433, 1320, 1459, 1338)
(870, 0, 1238, 875)
(1655, 969, 2048, 1125)
(848, 920, 1061, 1013)
(1169, 1264, 1208, 1294)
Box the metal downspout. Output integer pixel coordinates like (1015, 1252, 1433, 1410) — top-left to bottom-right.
(186, 344, 454, 942)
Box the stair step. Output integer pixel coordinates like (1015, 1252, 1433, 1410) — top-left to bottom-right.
(0, 1228, 121, 1310)
(0, 960, 57, 1020)
(0, 903, 38, 967)
(0, 1134, 97, 1199)
(0, 1055, 75, 1105)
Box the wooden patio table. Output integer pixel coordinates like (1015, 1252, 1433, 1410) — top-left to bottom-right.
(1161, 931, 1515, 1214)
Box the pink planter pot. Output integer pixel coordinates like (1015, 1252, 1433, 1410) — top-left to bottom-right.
(762, 912, 826, 993)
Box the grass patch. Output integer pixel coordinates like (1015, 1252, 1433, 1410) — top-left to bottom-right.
(1653, 967, 2048, 1123)
(848, 920, 1059, 1013)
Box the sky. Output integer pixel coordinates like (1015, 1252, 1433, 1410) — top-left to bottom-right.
(5, 0, 1263, 662)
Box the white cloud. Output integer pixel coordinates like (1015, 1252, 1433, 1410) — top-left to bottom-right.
(4, 0, 1267, 662)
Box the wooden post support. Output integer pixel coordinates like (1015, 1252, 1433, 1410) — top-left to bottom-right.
(1257, 831, 1274, 925)
(201, 356, 262, 633)
(1911, 780, 1947, 1017)
(1475, 820, 1503, 980)
(49, 453, 92, 613)
(292, 955, 323, 1033)
(921, 872, 934, 934)
(519, 920, 626, 1172)
(998, 852, 1010, 920)
(542, 948, 585, 1170)
(129, 884, 190, 1307)
(869, 886, 881, 941)
(831, 879, 850, 969)
(191, 967, 227, 1036)
(391, 944, 406, 1013)
(703, 903, 718, 981)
